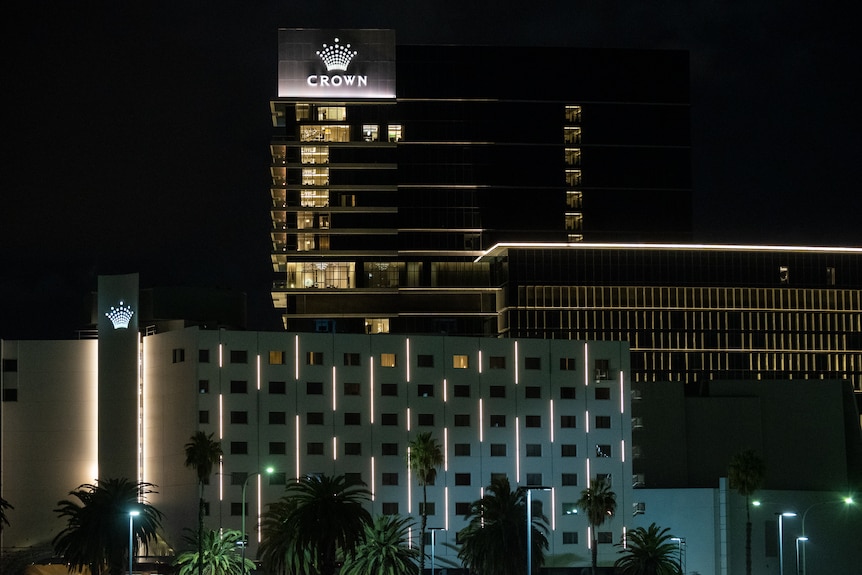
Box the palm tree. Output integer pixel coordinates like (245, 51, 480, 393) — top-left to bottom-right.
(185, 431, 223, 575)
(728, 448, 765, 575)
(340, 515, 421, 575)
(457, 476, 549, 575)
(614, 523, 681, 575)
(53, 478, 163, 575)
(0, 496, 12, 531)
(258, 497, 307, 575)
(575, 476, 617, 575)
(174, 529, 255, 575)
(406, 432, 443, 574)
(275, 474, 372, 575)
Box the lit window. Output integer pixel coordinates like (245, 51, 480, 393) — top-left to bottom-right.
(381, 353, 397, 367)
(307, 351, 324, 365)
(560, 357, 576, 370)
(269, 351, 286, 365)
(387, 124, 403, 142)
(362, 124, 379, 141)
(453, 354, 469, 368)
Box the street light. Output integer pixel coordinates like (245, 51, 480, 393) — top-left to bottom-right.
(670, 537, 685, 574)
(525, 486, 551, 575)
(128, 510, 140, 575)
(800, 496, 853, 575)
(776, 512, 797, 575)
(428, 527, 446, 575)
(241, 467, 274, 572)
(795, 537, 808, 575)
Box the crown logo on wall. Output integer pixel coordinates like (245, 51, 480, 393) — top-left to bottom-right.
(105, 301, 134, 329)
(316, 38, 358, 72)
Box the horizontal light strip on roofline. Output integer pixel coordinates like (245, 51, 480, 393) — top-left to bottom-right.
(474, 242, 862, 262)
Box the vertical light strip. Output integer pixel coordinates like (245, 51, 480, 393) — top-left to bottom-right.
(219, 456, 224, 501)
(219, 394, 224, 439)
(585, 410, 590, 433)
(549, 399, 555, 443)
(407, 407, 411, 431)
(445, 487, 450, 529)
(621, 439, 626, 463)
(294, 335, 299, 380)
(514, 340, 519, 384)
(371, 457, 376, 500)
(370, 356, 375, 424)
(515, 416, 520, 482)
(406, 338, 411, 383)
(586, 459, 591, 486)
(219, 343, 223, 368)
(478, 350, 483, 374)
(332, 366, 337, 411)
(443, 378, 448, 402)
(550, 488, 556, 530)
(479, 399, 484, 443)
(588, 526, 593, 550)
(619, 371, 625, 413)
(138, 336, 144, 486)
(332, 436, 337, 461)
(584, 343, 589, 387)
(444, 427, 449, 471)
(295, 415, 300, 479)
(256, 354, 261, 390)
(407, 447, 412, 513)
(256, 474, 262, 542)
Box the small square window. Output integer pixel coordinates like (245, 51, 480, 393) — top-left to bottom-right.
(269, 381, 286, 394)
(563, 532, 579, 545)
(525, 357, 541, 370)
(230, 502, 246, 516)
(594, 359, 610, 380)
(382, 472, 399, 485)
(381, 442, 398, 456)
(418, 413, 435, 426)
(489, 356, 506, 369)
(344, 412, 361, 425)
(380, 353, 397, 367)
(560, 387, 577, 399)
(418, 354, 434, 368)
(307, 351, 324, 365)
(269, 351, 286, 365)
(562, 473, 578, 486)
(596, 444, 612, 458)
(230, 442, 248, 455)
(418, 502, 435, 516)
(343, 352, 361, 366)
(455, 502, 471, 515)
(269, 411, 286, 425)
(306, 381, 323, 395)
(490, 473, 507, 483)
(307, 442, 324, 455)
(198, 350, 210, 363)
(490, 415, 506, 428)
(560, 357, 576, 370)
(455, 473, 471, 485)
(381, 413, 398, 426)
(344, 382, 361, 396)
(230, 411, 248, 424)
(595, 387, 611, 400)
(454, 414, 470, 427)
(199, 410, 209, 424)
(2, 388, 17, 402)
(525, 386, 541, 399)
(198, 380, 210, 394)
(344, 443, 362, 456)
(453, 354, 469, 369)
(362, 124, 379, 142)
(307, 412, 324, 425)
(598, 532, 613, 544)
(526, 444, 542, 457)
(454, 443, 471, 456)
(269, 442, 286, 455)
(230, 350, 248, 364)
(269, 472, 287, 486)
(561, 444, 577, 457)
(525, 473, 543, 486)
(418, 384, 434, 397)
(525, 415, 541, 428)
(490, 444, 507, 457)
(387, 124, 403, 142)
(382, 502, 399, 515)
(172, 348, 185, 363)
(230, 380, 247, 394)
(231, 472, 248, 486)
(454, 384, 471, 397)
(381, 383, 398, 396)
(489, 385, 506, 398)
(560, 415, 577, 428)
(596, 415, 612, 428)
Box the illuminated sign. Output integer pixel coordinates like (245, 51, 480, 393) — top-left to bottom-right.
(277, 29, 396, 99)
(105, 301, 134, 329)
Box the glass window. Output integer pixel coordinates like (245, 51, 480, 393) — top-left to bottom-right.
(563, 532, 579, 545)
(560, 387, 577, 399)
(382, 472, 398, 485)
(269, 411, 286, 425)
(561, 444, 577, 457)
(381, 383, 398, 396)
(454, 384, 471, 397)
(453, 354, 469, 368)
(269, 381, 286, 394)
(490, 444, 507, 457)
(418, 413, 435, 426)
(596, 444, 612, 458)
(381, 413, 398, 426)
(560, 415, 577, 428)
(490, 385, 506, 398)
(307, 442, 324, 455)
(454, 443, 471, 456)
(525, 357, 541, 370)
(454, 414, 470, 427)
(344, 353, 361, 366)
(307, 412, 324, 425)
(489, 356, 506, 369)
(306, 381, 323, 395)
(595, 387, 611, 400)
(344, 443, 362, 456)
(387, 124, 403, 142)
(525, 386, 541, 399)
(418, 354, 434, 367)
(362, 124, 379, 141)
(560, 357, 576, 370)
(418, 384, 434, 397)
(269, 351, 286, 365)
(344, 412, 361, 425)
(344, 382, 361, 396)
(230, 411, 248, 424)
(525, 415, 541, 428)
(230, 350, 248, 364)
(307, 351, 324, 365)
(381, 443, 398, 456)
(230, 380, 247, 394)
(300, 146, 329, 164)
(526, 444, 542, 457)
(300, 125, 350, 142)
(381, 353, 397, 367)
(490, 415, 506, 428)
(269, 442, 286, 455)
(561, 473, 578, 486)
(596, 415, 612, 428)
(455, 473, 471, 485)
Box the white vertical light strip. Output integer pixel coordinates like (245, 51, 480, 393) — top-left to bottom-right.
(621, 439, 626, 463)
(478, 350, 483, 373)
(550, 488, 556, 530)
(479, 399, 484, 443)
(332, 366, 337, 411)
(294, 335, 299, 380)
(444, 427, 449, 471)
(370, 356, 375, 424)
(219, 456, 224, 501)
(514, 340, 519, 384)
(257, 354, 261, 390)
(407, 446, 412, 513)
(371, 457, 376, 500)
(219, 394, 224, 439)
(138, 336, 144, 486)
(588, 526, 593, 551)
(549, 399, 555, 443)
(406, 338, 411, 383)
(515, 416, 520, 482)
(586, 459, 591, 486)
(407, 407, 411, 431)
(584, 343, 589, 387)
(619, 371, 625, 413)
(256, 474, 262, 542)
(219, 343, 223, 368)
(445, 487, 450, 529)
(443, 378, 447, 402)
(295, 415, 300, 479)
(586, 410, 590, 433)
(332, 436, 337, 461)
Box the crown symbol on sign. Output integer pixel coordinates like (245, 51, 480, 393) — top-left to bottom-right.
(316, 38, 357, 72)
(105, 300, 134, 329)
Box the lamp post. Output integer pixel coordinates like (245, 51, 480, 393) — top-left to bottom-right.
(241, 467, 274, 572)
(525, 486, 551, 575)
(429, 527, 445, 575)
(670, 537, 685, 574)
(776, 512, 797, 575)
(795, 537, 808, 575)
(800, 496, 853, 575)
(128, 510, 140, 575)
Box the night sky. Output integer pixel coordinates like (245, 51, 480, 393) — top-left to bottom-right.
(2, 2, 860, 339)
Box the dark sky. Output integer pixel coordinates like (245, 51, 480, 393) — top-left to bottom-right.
(2, 2, 860, 339)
